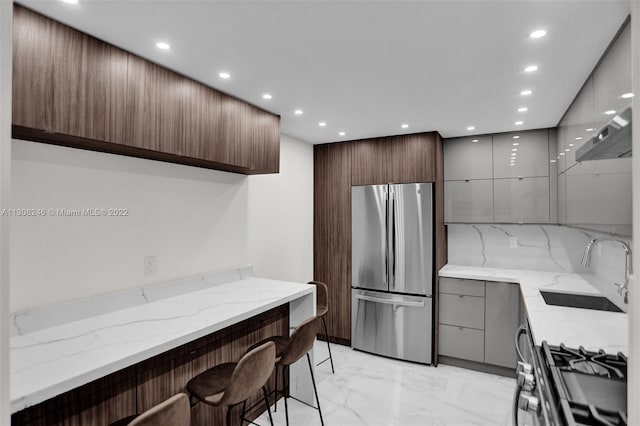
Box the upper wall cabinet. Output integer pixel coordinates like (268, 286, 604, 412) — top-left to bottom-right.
(12, 5, 279, 175)
(351, 133, 436, 185)
(492, 130, 549, 179)
(443, 136, 492, 181)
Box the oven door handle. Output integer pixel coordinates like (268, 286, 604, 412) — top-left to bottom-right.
(515, 324, 527, 362)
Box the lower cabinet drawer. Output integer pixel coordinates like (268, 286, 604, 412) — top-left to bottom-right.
(439, 324, 484, 363)
(439, 293, 485, 329)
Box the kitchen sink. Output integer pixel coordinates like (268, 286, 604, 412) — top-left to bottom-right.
(539, 290, 623, 313)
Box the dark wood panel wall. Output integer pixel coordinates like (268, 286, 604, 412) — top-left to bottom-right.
(11, 305, 289, 426)
(314, 132, 447, 364)
(12, 5, 279, 175)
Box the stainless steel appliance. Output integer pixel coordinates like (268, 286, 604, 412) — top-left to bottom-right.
(575, 106, 632, 161)
(351, 183, 433, 364)
(514, 323, 628, 426)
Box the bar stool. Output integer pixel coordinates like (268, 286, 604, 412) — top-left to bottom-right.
(247, 316, 324, 426)
(187, 341, 276, 426)
(109, 393, 190, 426)
(308, 280, 335, 373)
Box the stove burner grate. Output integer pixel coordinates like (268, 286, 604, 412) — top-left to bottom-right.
(548, 344, 626, 379)
(561, 400, 627, 426)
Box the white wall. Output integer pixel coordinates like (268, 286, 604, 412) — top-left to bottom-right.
(0, 1, 13, 423)
(10, 140, 249, 311)
(248, 134, 314, 283)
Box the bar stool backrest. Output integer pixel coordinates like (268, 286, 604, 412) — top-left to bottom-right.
(222, 341, 276, 406)
(278, 316, 319, 367)
(129, 393, 190, 426)
(308, 281, 329, 317)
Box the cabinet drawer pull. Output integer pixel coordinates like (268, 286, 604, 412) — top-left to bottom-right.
(189, 350, 197, 356)
(458, 294, 465, 298)
(518, 177, 524, 180)
(458, 327, 464, 330)
(464, 179, 470, 183)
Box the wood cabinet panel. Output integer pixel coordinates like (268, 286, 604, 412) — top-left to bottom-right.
(351, 137, 391, 185)
(314, 142, 352, 343)
(12, 6, 54, 131)
(390, 133, 436, 183)
(52, 28, 128, 144)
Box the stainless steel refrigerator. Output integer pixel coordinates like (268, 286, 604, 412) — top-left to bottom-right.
(351, 182, 433, 364)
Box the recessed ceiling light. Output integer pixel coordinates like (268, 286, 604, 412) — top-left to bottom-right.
(521, 90, 533, 96)
(467, 126, 475, 131)
(513, 142, 519, 146)
(530, 29, 547, 39)
(294, 109, 304, 115)
(318, 122, 327, 127)
(262, 93, 272, 100)
(550, 160, 557, 163)
(565, 149, 571, 152)
(513, 135, 520, 139)
(472, 139, 479, 143)
(218, 72, 231, 79)
(559, 153, 565, 156)
(515, 121, 524, 126)
(339, 131, 346, 136)
(575, 137, 583, 140)
(569, 143, 574, 147)
(524, 65, 538, 73)
(155, 42, 171, 50)
(60, 0, 79, 4)
(604, 110, 616, 115)
(518, 107, 528, 112)
(401, 124, 409, 129)
(512, 148, 518, 152)
(510, 163, 516, 166)
(585, 128, 595, 132)
(621, 93, 634, 99)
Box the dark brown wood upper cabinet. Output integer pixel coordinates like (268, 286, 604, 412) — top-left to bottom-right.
(12, 5, 280, 175)
(12, 6, 54, 131)
(352, 134, 436, 185)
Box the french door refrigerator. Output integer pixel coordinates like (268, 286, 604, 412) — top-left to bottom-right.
(351, 182, 434, 364)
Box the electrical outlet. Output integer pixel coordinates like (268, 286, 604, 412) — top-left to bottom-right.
(509, 237, 518, 248)
(144, 256, 156, 277)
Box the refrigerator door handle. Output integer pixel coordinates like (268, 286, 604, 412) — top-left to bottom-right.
(389, 189, 396, 290)
(384, 188, 389, 286)
(354, 293, 425, 308)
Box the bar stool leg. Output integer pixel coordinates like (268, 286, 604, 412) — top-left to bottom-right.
(306, 353, 324, 426)
(261, 386, 274, 426)
(240, 400, 247, 426)
(226, 405, 233, 426)
(274, 365, 278, 412)
(322, 317, 335, 374)
(282, 366, 289, 426)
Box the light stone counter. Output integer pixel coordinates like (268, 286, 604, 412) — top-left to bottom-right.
(440, 265, 628, 355)
(10, 276, 315, 414)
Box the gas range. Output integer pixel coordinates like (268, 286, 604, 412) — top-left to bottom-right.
(540, 342, 627, 426)
(516, 335, 628, 426)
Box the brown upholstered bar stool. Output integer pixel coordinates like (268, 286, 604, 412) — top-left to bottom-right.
(187, 341, 276, 426)
(247, 316, 324, 426)
(308, 280, 335, 373)
(109, 393, 190, 426)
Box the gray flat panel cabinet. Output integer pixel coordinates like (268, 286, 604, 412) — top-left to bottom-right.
(493, 177, 550, 223)
(443, 136, 493, 181)
(485, 282, 521, 368)
(439, 293, 485, 329)
(439, 324, 484, 363)
(558, 172, 567, 224)
(593, 22, 631, 134)
(492, 130, 549, 178)
(566, 172, 632, 229)
(563, 79, 595, 172)
(444, 179, 493, 222)
(439, 277, 485, 297)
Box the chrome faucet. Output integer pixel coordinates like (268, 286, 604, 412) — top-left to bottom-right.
(581, 237, 632, 304)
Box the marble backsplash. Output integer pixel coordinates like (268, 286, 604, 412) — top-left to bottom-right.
(447, 224, 631, 310)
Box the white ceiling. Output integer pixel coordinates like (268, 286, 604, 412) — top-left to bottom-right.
(18, 0, 630, 144)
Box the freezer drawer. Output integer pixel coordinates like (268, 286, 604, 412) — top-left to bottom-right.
(351, 289, 432, 364)
(439, 324, 485, 363)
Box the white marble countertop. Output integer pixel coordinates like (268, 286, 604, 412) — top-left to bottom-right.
(10, 277, 315, 414)
(439, 265, 628, 356)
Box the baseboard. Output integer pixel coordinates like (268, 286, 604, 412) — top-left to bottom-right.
(438, 355, 516, 378)
(317, 334, 350, 346)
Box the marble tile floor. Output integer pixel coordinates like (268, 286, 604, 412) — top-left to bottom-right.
(255, 341, 515, 426)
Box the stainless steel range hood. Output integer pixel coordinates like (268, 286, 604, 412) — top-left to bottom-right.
(575, 107, 632, 161)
